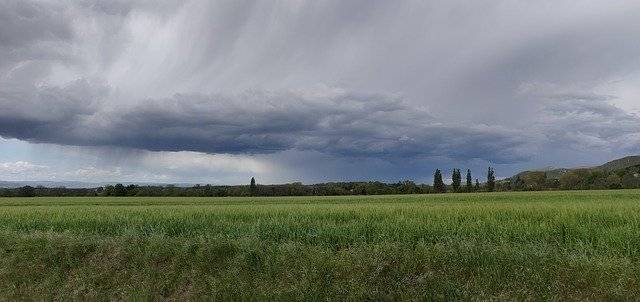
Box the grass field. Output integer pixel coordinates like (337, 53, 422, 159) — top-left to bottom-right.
(1, 190, 640, 300)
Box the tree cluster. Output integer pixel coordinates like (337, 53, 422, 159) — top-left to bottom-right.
(508, 165, 640, 192)
(431, 167, 495, 193)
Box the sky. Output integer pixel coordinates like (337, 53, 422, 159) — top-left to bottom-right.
(1, 0, 640, 185)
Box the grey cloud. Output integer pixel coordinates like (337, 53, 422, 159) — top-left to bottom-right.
(0, 0, 76, 85)
(0, 0, 180, 85)
(0, 80, 107, 143)
(0, 1, 73, 49)
(539, 96, 640, 152)
(0, 85, 535, 164)
(2, 1, 640, 182)
(0, 80, 104, 122)
(511, 82, 640, 154)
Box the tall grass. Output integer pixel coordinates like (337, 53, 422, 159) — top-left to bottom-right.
(0, 190, 639, 300)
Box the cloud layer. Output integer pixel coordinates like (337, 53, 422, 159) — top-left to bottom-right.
(0, 82, 535, 163)
(1, 0, 640, 183)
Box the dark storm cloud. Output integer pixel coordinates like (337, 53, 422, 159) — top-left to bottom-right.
(0, 80, 105, 142)
(0, 85, 534, 163)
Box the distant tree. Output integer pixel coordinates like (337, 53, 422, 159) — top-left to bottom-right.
(125, 184, 139, 196)
(163, 184, 179, 196)
(544, 178, 560, 190)
(398, 180, 420, 194)
(521, 172, 546, 191)
(606, 174, 622, 189)
(17, 186, 35, 197)
(475, 179, 480, 191)
(559, 172, 581, 190)
(433, 169, 447, 193)
(113, 183, 127, 196)
(622, 172, 640, 189)
(498, 179, 512, 191)
(466, 169, 473, 192)
(513, 176, 526, 191)
(487, 167, 496, 192)
(590, 173, 608, 190)
(250, 177, 257, 195)
(102, 185, 115, 196)
(451, 169, 462, 192)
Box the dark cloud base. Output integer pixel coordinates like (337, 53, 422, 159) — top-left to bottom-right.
(0, 82, 534, 164)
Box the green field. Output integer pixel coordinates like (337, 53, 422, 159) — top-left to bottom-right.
(1, 191, 640, 300)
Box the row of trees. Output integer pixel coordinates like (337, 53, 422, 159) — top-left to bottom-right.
(4, 165, 639, 197)
(0, 167, 499, 197)
(0, 181, 435, 197)
(432, 167, 494, 193)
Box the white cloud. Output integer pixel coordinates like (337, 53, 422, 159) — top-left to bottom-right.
(0, 161, 49, 180)
(141, 151, 269, 174)
(0, 161, 48, 174)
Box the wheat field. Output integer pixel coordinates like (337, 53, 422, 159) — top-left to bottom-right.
(0, 190, 639, 300)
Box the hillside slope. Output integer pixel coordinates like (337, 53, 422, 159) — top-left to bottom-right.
(595, 156, 640, 172)
(513, 155, 640, 180)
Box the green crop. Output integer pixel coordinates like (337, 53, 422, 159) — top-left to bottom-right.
(0, 190, 639, 300)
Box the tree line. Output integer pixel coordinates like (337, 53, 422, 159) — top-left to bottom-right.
(0, 167, 501, 197)
(3, 164, 639, 197)
(506, 166, 640, 191)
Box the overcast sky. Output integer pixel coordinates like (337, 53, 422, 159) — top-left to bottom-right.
(1, 0, 640, 184)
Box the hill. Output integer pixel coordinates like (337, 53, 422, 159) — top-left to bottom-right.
(512, 155, 640, 180)
(512, 167, 570, 180)
(595, 156, 640, 172)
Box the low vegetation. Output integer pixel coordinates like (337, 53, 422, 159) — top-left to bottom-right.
(1, 190, 640, 300)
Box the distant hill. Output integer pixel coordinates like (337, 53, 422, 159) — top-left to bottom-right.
(512, 155, 640, 180)
(512, 168, 570, 180)
(594, 156, 640, 172)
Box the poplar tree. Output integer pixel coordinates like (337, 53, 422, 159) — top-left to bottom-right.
(466, 169, 473, 192)
(451, 169, 462, 192)
(487, 167, 496, 192)
(250, 177, 257, 195)
(433, 169, 447, 193)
